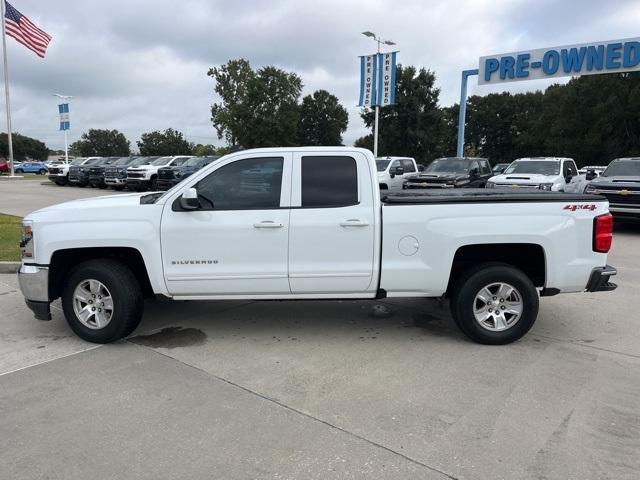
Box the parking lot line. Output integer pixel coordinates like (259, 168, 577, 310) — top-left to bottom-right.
(0, 344, 102, 378)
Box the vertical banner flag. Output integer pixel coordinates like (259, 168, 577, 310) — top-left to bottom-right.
(378, 52, 397, 106)
(358, 54, 377, 107)
(358, 52, 398, 107)
(58, 103, 70, 130)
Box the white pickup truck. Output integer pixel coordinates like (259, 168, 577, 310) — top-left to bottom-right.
(487, 157, 588, 192)
(18, 147, 617, 345)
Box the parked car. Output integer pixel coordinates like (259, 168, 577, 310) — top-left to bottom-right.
(0, 159, 9, 174)
(403, 157, 492, 189)
(157, 156, 219, 190)
(584, 157, 640, 218)
(104, 157, 158, 190)
(126, 155, 191, 191)
(88, 157, 122, 189)
(486, 157, 587, 192)
(68, 157, 103, 187)
(48, 158, 84, 186)
(492, 163, 511, 174)
(375, 156, 419, 191)
(579, 165, 607, 178)
(14, 161, 48, 175)
(17, 147, 616, 346)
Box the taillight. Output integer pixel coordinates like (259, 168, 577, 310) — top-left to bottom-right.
(593, 213, 613, 253)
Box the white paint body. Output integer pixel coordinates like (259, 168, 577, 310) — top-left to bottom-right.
(487, 157, 588, 193)
(376, 156, 418, 191)
(25, 147, 610, 300)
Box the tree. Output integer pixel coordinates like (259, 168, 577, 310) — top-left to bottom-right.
(357, 65, 446, 163)
(298, 89, 348, 146)
(137, 128, 193, 155)
(0, 132, 48, 160)
(192, 144, 219, 156)
(69, 129, 130, 157)
(208, 59, 303, 148)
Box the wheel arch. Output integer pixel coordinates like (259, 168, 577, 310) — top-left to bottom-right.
(49, 247, 154, 300)
(447, 243, 546, 295)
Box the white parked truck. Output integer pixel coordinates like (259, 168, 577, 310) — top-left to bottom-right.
(376, 156, 418, 190)
(125, 155, 191, 191)
(486, 157, 588, 192)
(18, 147, 617, 345)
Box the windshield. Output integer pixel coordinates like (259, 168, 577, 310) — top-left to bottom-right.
(171, 157, 189, 166)
(183, 157, 203, 167)
(84, 158, 103, 166)
(376, 160, 391, 172)
(114, 157, 134, 165)
(70, 158, 85, 165)
(602, 160, 640, 177)
(425, 158, 472, 173)
(504, 160, 560, 175)
(150, 156, 172, 166)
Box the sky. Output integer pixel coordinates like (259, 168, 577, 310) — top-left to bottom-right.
(4, 0, 640, 151)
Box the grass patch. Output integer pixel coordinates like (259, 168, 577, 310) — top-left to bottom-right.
(0, 173, 46, 180)
(0, 214, 22, 261)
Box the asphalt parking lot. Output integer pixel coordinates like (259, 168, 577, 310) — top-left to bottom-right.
(1, 181, 639, 479)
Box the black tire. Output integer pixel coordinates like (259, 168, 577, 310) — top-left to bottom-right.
(150, 176, 158, 191)
(39, 169, 47, 175)
(54, 178, 68, 186)
(450, 263, 539, 345)
(15, 168, 23, 174)
(62, 259, 144, 343)
(114, 185, 125, 191)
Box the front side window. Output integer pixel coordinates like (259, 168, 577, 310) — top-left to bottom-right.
(195, 157, 283, 210)
(401, 159, 416, 173)
(301, 156, 358, 208)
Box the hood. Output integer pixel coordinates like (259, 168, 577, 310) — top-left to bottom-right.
(410, 172, 468, 182)
(489, 173, 558, 184)
(28, 192, 151, 217)
(128, 164, 157, 171)
(591, 176, 640, 186)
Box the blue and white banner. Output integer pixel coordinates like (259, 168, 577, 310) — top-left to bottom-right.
(359, 52, 398, 107)
(358, 54, 377, 107)
(58, 103, 70, 130)
(479, 37, 640, 85)
(378, 52, 397, 106)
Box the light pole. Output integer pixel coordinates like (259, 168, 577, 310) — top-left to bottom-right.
(362, 31, 395, 158)
(53, 93, 72, 163)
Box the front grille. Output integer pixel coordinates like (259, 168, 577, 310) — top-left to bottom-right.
(49, 167, 60, 175)
(600, 193, 640, 206)
(494, 183, 540, 189)
(127, 171, 145, 179)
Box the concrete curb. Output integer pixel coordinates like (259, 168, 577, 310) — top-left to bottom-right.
(0, 262, 20, 274)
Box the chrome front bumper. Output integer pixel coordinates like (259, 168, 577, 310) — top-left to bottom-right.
(17, 265, 51, 320)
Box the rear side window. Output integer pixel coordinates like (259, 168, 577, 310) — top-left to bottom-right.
(480, 160, 491, 174)
(401, 159, 416, 173)
(301, 156, 358, 208)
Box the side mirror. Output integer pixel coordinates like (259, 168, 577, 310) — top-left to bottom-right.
(565, 175, 573, 184)
(179, 187, 201, 210)
(585, 169, 596, 181)
(470, 168, 479, 177)
(418, 165, 425, 172)
(394, 166, 405, 176)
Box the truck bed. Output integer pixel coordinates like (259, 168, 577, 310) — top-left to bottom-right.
(382, 188, 602, 204)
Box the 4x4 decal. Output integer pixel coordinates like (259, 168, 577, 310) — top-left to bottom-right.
(563, 204, 597, 212)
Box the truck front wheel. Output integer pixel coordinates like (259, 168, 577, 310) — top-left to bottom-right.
(450, 264, 539, 345)
(62, 259, 144, 343)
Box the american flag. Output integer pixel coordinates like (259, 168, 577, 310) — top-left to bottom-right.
(4, 1, 51, 58)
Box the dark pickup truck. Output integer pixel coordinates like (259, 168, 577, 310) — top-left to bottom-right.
(584, 157, 640, 218)
(403, 157, 493, 189)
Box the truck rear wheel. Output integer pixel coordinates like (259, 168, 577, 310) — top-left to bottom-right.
(62, 259, 144, 343)
(450, 264, 539, 345)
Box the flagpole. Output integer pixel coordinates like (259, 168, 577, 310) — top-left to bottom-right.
(372, 39, 380, 158)
(0, 0, 15, 177)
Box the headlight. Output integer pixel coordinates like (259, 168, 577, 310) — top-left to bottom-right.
(118, 168, 126, 175)
(175, 171, 182, 178)
(539, 183, 554, 191)
(20, 220, 34, 259)
(485, 182, 495, 188)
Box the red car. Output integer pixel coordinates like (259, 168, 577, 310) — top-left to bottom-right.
(0, 159, 9, 174)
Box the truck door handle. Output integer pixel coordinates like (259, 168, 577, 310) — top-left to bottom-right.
(253, 221, 284, 228)
(340, 219, 369, 227)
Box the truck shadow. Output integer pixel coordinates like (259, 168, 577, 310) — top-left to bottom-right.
(131, 297, 468, 348)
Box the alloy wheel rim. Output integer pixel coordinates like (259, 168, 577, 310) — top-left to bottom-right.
(473, 282, 523, 332)
(72, 279, 114, 330)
